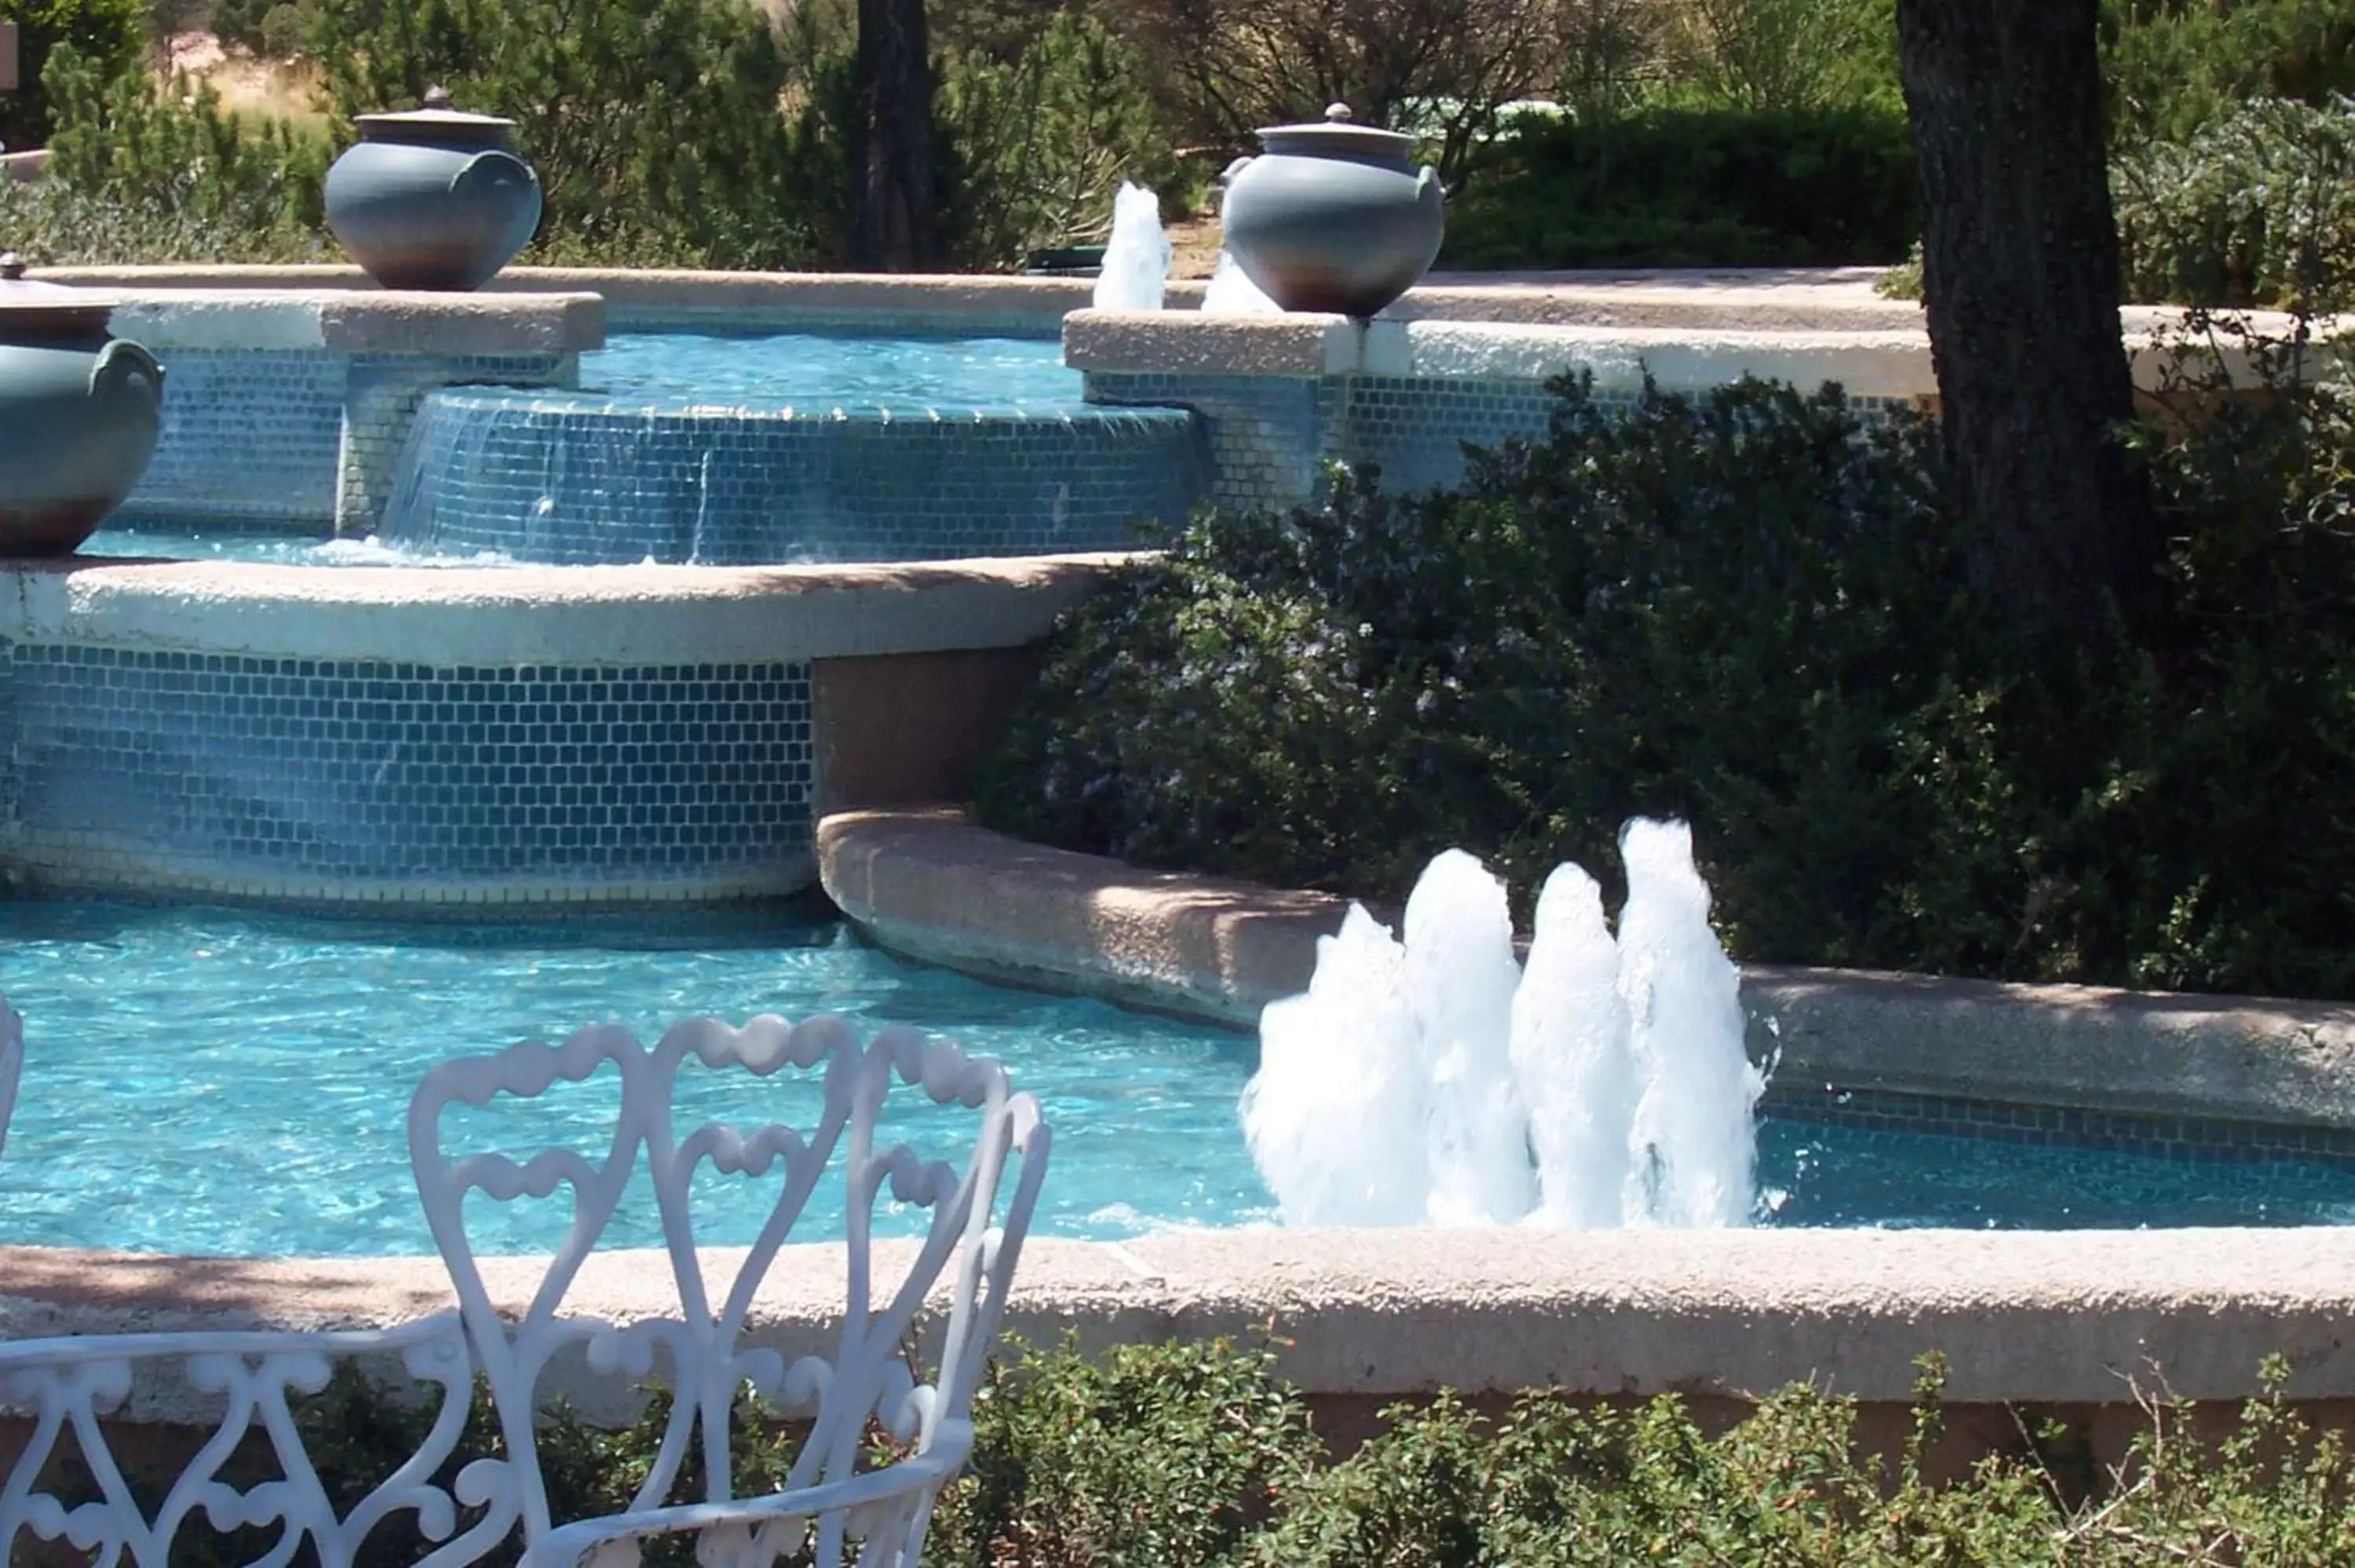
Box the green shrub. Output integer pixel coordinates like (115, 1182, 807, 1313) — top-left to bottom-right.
(257, 1, 313, 60)
(1665, 0, 1901, 115)
(305, 0, 856, 272)
(208, 0, 279, 52)
(926, 1336, 1316, 1568)
(78, 1340, 2355, 1565)
(936, 11, 1180, 268)
(1441, 105, 1919, 269)
(2114, 95, 2355, 315)
(2102, 0, 2355, 146)
(974, 347, 2355, 999)
(0, 0, 143, 151)
(0, 41, 331, 263)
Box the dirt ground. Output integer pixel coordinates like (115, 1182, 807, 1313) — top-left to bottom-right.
(159, 31, 327, 125)
(1168, 214, 1223, 279)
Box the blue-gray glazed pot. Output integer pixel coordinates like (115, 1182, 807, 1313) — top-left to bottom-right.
(0, 255, 165, 556)
(325, 88, 543, 291)
(1220, 104, 1445, 319)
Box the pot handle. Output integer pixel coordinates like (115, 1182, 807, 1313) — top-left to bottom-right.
(449, 148, 540, 201)
(1417, 164, 1444, 204)
(89, 339, 164, 406)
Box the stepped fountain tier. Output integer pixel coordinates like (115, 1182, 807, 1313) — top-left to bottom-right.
(1244, 819, 1766, 1228)
(379, 387, 1207, 566)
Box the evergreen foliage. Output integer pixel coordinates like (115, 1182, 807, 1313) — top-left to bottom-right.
(0, 0, 142, 151)
(90, 1339, 2355, 1566)
(976, 340, 2355, 999)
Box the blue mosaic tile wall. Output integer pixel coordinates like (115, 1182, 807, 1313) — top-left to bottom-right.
(337, 351, 576, 534)
(1764, 1081, 2355, 1169)
(1085, 371, 1342, 511)
(378, 391, 1209, 564)
(0, 642, 813, 900)
(110, 347, 576, 534)
(119, 349, 347, 527)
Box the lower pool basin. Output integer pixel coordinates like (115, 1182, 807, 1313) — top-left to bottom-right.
(2, 903, 2350, 1257)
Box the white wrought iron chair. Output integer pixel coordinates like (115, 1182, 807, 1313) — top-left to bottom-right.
(408, 1011, 1050, 1568)
(0, 1315, 484, 1568)
(0, 992, 22, 1160)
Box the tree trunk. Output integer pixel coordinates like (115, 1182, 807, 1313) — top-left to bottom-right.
(852, 0, 938, 271)
(1894, 0, 2154, 642)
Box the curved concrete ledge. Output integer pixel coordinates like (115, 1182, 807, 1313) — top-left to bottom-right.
(1066, 311, 1937, 397)
(42, 264, 1921, 333)
(84, 288, 607, 355)
(40, 266, 1164, 334)
(816, 808, 2355, 1130)
(0, 553, 1123, 665)
(6, 1226, 2355, 1420)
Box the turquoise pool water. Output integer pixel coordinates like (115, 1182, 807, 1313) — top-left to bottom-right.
(582, 330, 1083, 410)
(0, 903, 1265, 1256)
(2, 903, 2352, 1257)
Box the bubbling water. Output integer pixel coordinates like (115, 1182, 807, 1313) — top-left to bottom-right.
(1093, 182, 1172, 312)
(1241, 819, 1766, 1228)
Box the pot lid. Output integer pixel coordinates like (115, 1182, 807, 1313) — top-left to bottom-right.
(356, 86, 516, 131)
(0, 252, 120, 323)
(1254, 102, 1417, 158)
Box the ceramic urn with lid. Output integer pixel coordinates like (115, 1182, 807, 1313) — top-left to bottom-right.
(0, 254, 166, 556)
(325, 87, 544, 291)
(1219, 103, 1446, 319)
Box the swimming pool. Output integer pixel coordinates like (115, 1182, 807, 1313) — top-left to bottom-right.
(2, 903, 2353, 1258)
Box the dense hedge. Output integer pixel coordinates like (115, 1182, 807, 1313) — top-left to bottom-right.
(119, 1337, 2355, 1566)
(2114, 95, 2355, 314)
(973, 345, 2355, 1000)
(0, 0, 1175, 272)
(0, 0, 141, 151)
(1440, 106, 1920, 271)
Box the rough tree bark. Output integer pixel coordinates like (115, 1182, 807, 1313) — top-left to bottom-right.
(1893, 0, 2156, 642)
(852, 0, 938, 271)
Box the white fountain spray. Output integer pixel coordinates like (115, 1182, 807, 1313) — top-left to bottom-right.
(1405, 851, 1535, 1224)
(1510, 862, 1638, 1227)
(1616, 819, 1763, 1227)
(1092, 182, 1172, 312)
(1242, 818, 1765, 1228)
(1242, 905, 1429, 1225)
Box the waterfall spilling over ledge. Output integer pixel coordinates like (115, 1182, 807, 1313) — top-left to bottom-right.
(1243, 819, 1767, 1228)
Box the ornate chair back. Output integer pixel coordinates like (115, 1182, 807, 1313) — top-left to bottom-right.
(408, 1011, 1050, 1568)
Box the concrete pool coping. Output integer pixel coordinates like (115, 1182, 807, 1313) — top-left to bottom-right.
(100, 287, 608, 356)
(0, 553, 1115, 665)
(42, 263, 1934, 334)
(1064, 305, 2349, 399)
(816, 808, 2355, 1133)
(6, 1225, 2355, 1420)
